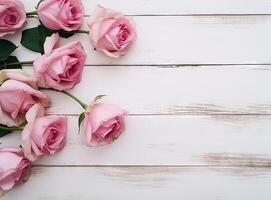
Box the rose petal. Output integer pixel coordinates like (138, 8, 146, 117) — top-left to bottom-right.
(44, 32, 59, 54)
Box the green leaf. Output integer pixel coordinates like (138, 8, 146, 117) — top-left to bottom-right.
(21, 26, 43, 53)
(0, 124, 24, 137)
(39, 21, 75, 38)
(21, 23, 77, 53)
(0, 124, 23, 137)
(21, 25, 54, 53)
(0, 129, 13, 137)
(0, 56, 22, 70)
(38, 24, 54, 38)
(58, 29, 75, 38)
(78, 113, 85, 132)
(39, 22, 75, 38)
(0, 124, 18, 137)
(94, 95, 106, 102)
(0, 40, 17, 61)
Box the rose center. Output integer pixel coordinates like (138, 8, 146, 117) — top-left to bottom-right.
(4, 14, 18, 25)
(47, 129, 58, 145)
(68, 5, 81, 19)
(120, 31, 128, 40)
(70, 7, 76, 15)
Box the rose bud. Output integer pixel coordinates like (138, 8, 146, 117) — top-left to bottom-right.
(33, 33, 87, 91)
(21, 103, 67, 161)
(0, 0, 26, 37)
(0, 148, 31, 192)
(83, 103, 127, 147)
(0, 72, 50, 127)
(87, 6, 137, 58)
(37, 0, 84, 31)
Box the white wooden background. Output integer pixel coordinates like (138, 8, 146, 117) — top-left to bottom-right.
(1, 0, 271, 199)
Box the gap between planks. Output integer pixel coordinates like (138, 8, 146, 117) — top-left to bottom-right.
(32, 165, 271, 168)
(51, 113, 271, 116)
(22, 64, 271, 67)
(83, 14, 271, 17)
(32, 153, 271, 168)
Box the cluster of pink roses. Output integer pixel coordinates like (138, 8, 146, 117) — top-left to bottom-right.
(0, 0, 135, 196)
(0, 0, 136, 57)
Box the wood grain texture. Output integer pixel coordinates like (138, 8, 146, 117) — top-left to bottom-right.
(24, 0, 271, 15)
(21, 65, 271, 115)
(2, 166, 271, 200)
(1, 115, 271, 166)
(4, 16, 271, 65)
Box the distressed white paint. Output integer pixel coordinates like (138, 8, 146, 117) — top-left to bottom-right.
(3, 167, 271, 200)
(24, 0, 271, 15)
(1, 115, 271, 166)
(4, 16, 271, 65)
(22, 66, 271, 115)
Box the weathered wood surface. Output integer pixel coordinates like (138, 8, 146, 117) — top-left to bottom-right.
(24, 0, 271, 15)
(3, 167, 271, 200)
(22, 66, 271, 115)
(1, 1, 271, 199)
(1, 115, 271, 166)
(5, 16, 271, 65)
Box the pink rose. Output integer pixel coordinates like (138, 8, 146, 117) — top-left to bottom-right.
(37, 0, 84, 31)
(33, 33, 87, 91)
(87, 6, 137, 58)
(21, 104, 67, 161)
(0, 0, 26, 37)
(83, 103, 127, 146)
(0, 72, 50, 127)
(0, 148, 31, 191)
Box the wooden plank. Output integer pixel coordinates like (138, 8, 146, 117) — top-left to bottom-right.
(22, 66, 271, 115)
(4, 16, 271, 65)
(2, 166, 271, 200)
(2, 115, 271, 165)
(24, 0, 271, 15)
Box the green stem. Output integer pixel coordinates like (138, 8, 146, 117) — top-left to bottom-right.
(0, 125, 23, 131)
(41, 88, 87, 109)
(4, 61, 34, 67)
(26, 11, 38, 16)
(20, 61, 34, 65)
(76, 30, 89, 34)
(61, 90, 88, 109)
(27, 15, 39, 19)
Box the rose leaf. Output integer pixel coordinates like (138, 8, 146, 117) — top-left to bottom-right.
(38, 24, 55, 40)
(21, 26, 44, 53)
(58, 29, 75, 38)
(78, 113, 85, 132)
(0, 56, 22, 70)
(21, 25, 54, 54)
(0, 39, 17, 61)
(0, 129, 13, 137)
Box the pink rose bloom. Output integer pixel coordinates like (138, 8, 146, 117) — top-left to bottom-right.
(22, 104, 67, 161)
(0, 0, 26, 37)
(37, 0, 84, 31)
(83, 103, 127, 146)
(87, 6, 137, 58)
(0, 72, 50, 127)
(33, 33, 87, 91)
(0, 148, 31, 191)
